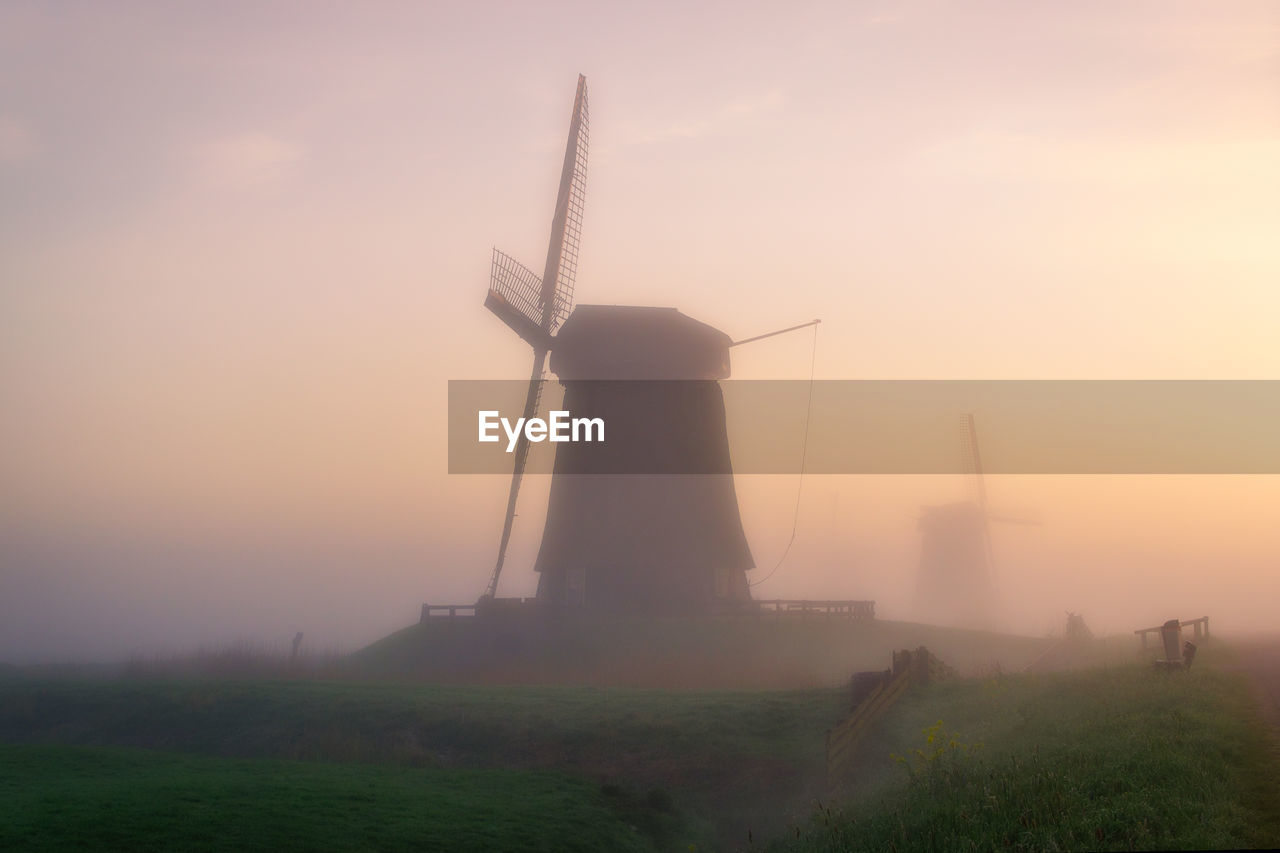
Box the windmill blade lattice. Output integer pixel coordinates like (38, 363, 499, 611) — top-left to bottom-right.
(489, 249, 545, 330)
(538, 75, 588, 328)
(553, 83, 588, 322)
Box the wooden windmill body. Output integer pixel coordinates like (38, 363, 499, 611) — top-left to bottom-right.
(533, 305, 754, 612)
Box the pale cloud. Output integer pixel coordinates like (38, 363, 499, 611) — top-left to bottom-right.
(865, 11, 903, 26)
(0, 115, 36, 164)
(911, 129, 1280, 187)
(631, 86, 785, 145)
(906, 129, 1280, 268)
(192, 132, 305, 190)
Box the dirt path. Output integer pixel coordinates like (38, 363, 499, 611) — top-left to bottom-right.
(1224, 636, 1280, 727)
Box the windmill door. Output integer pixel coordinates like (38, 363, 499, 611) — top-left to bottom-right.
(714, 566, 731, 599)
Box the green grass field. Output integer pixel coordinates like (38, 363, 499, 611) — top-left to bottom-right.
(0, 677, 845, 847)
(780, 658, 1280, 851)
(0, 743, 683, 852)
(3, 637, 1277, 851)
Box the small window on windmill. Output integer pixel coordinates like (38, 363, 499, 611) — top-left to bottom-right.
(565, 567, 586, 605)
(714, 566, 730, 598)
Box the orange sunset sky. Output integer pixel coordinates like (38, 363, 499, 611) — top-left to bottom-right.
(1, 1, 1278, 661)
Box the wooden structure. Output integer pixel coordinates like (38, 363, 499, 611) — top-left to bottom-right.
(477, 74, 820, 615)
(826, 647, 948, 787)
(1135, 617, 1205, 671)
(483, 74, 589, 601)
(749, 599, 875, 620)
(421, 597, 874, 624)
(1135, 616, 1209, 649)
(531, 309, 755, 612)
(419, 603, 478, 623)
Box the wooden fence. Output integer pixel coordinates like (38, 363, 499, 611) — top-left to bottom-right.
(825, 646, 946, 787)
(749, 599, 875, 620)
(1134, 616, 1209, 648)
(419, 603, 477, 622)
(420, 598, 875, 623)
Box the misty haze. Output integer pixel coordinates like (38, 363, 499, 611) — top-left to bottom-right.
(2, 2, 1279, 851)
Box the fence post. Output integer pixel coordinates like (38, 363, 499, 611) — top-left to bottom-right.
(420, 603, 430, 623)
(1160, 619, 1183, 664)
(914, 646, 931, 687)
(824, 728, 832, 788)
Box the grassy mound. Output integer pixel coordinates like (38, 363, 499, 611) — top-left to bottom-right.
(352, 615, 1053, 687)
(779, 661, 1280, 851)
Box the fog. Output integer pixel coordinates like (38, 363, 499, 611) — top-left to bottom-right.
(4, 472, 1277, 664)
(3, 2, 1278, 663)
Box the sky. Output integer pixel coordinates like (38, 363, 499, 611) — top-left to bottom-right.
(1, 1, 1278, 662)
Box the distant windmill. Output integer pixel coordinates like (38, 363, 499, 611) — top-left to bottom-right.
(914, 414, 1038, 626)
(480, 75, 816, 612)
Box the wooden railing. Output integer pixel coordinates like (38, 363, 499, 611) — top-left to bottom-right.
(749, 599, 875, 620)
(419, 604, 477, 623)
(1134, 616, 1209, 648)
(826, 647, 944, 787)
(419, 597, 875, 623)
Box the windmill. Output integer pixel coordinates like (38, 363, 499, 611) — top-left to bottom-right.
(479, 75, 817, 612)
(914, 414, 1038, 626)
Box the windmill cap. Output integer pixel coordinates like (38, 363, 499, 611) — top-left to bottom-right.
(550, 305, 732, 380)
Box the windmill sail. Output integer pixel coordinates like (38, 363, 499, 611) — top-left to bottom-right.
(486, 249, 553, 349)
(538, 73, 589, 326)
(483, 74, 589, 600)
(960, 413, 987, 508)
(961, 413, 996, 587)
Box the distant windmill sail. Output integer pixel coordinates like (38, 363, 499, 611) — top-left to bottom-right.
(960, 413, 987, 509)
(962, 413, 996, 595)
(482, 74, 589, 600)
